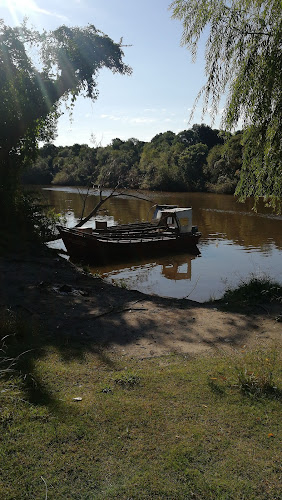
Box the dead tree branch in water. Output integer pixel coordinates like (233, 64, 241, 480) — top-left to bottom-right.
(77, 184, 93, 223)
(74, 183, 152, 228)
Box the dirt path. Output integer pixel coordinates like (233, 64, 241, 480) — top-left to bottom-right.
(0, 251, 281, 358)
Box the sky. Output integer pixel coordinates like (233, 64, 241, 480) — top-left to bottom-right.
(0, 0, 222, 146)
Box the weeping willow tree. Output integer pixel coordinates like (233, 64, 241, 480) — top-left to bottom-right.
(0, 21, 131, 238)
(170, 0, 282, 212)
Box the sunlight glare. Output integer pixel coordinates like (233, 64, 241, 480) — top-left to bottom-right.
(0, 0, 66, 23)
(0, 0, 50, 15)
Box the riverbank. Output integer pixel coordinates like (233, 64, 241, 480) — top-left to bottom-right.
(1, 248, 281, 358)
(1, 249, 281, 498)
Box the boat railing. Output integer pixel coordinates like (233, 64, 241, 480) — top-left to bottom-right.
(96, 231, 178, 244)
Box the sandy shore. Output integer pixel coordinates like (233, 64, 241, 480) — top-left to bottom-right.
(0, 250, 281, 358)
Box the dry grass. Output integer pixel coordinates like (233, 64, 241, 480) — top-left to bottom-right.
(0, 313, 281, 499)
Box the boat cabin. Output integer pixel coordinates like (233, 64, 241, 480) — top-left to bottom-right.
(154, 207, 193, 234)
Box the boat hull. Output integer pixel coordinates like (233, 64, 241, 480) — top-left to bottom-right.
(58, 227, 201, 264)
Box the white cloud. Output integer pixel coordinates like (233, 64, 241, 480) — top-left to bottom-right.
(100, 114, 121, 121)
(129, 117, 156, 124)
(100, 113, 156, 124)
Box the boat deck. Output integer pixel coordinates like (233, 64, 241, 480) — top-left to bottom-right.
(70, 226, 179, 243)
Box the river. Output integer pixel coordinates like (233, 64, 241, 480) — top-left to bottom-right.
(41, 186, 282, 302)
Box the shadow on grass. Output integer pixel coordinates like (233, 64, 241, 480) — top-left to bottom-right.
(241, 386, 282, 402)
(1, 250, 281, 408)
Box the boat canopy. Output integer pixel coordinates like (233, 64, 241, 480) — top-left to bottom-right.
(158, 208, 193, 234)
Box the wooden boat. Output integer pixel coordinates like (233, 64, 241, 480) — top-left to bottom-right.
(58, 206, 201, 263)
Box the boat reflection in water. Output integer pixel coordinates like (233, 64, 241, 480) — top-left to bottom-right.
(89, 249, 200, 299)
(161, 252, 199, 281)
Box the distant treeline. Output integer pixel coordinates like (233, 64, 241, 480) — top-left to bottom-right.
(22, 124, 243, 194)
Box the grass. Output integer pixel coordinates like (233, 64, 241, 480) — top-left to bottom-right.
(0, 311, 281, 499)
(219, 274, 282, 309)
(114, 278, 128, 289)
(235, 348, 280, 397)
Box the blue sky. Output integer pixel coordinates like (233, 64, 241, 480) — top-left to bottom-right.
(0, 0, 222, 146)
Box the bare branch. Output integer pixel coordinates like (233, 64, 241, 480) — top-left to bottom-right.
(74, 186, 152, 228)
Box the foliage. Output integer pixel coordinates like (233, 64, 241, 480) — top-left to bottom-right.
(0, 190, 65, 254)
(170, 0, 282, 212)
(0, 309, 28, 379)
(220, 274, 282, 306)
(96, 138, 144, 189)
(0, 20, 131, 238)
(23, 124, 233, 192)
(138, 126, 223, 191)
(178, 142, 208, 190)
(139, 139, 179, 190)
(204, 131, 243, 193)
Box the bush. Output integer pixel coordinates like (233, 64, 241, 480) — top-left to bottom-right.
(221, 275, 282, 306)
(0, 191, 63, 254)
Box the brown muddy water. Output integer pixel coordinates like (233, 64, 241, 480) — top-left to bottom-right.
(42, 186, 282, 302)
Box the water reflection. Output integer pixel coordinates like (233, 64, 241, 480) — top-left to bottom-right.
(93, 252, 200, 300)
(162, 260, 192, 281)
(41, 186, 282, 302)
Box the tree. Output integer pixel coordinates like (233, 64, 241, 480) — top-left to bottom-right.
(139, 134, 180, 190)
(173, 124, 223, 150)
(178, 143, 208, 190)
(204, 132, 243, 193)
(191, 124, 223, 150)
(170, 0, 282, 211)
(0, 20, 131, 229)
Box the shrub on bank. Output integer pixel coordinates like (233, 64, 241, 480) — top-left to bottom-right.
(220, 275, 282, 306)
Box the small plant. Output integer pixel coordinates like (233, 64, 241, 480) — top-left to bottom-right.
(235, 348, 280, 397)
(91, 271, 101, 278)
(113, 371, 140, 388)
(101, 386, 113, 394)
(82, 265, 91, 274)
(114, 279, 128, 289)
(0, 308, 38, 389)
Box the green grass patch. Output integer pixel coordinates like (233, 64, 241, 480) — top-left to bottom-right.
(219, 274, 282, 308)
(235, 347, 280, 397)
(0, 313, 281, 499)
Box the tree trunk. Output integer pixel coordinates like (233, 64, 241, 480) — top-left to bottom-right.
(0, 150, 20, 214)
